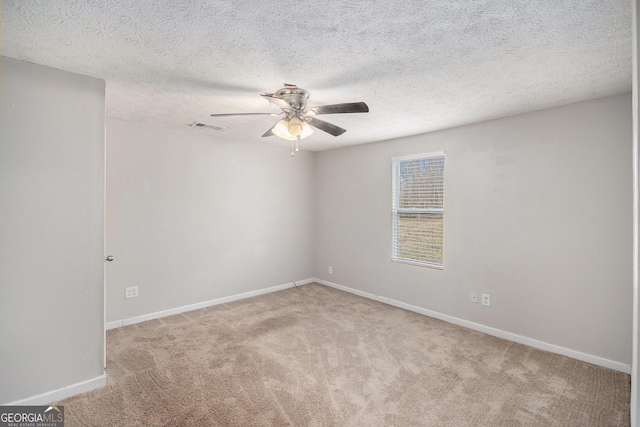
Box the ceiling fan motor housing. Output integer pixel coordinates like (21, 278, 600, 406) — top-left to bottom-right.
(275, 86, 309, 111)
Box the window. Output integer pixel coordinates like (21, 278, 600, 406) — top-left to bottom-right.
(392, 152, 445, 268)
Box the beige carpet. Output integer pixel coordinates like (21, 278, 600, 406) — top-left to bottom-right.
(60, 283, 630, 426)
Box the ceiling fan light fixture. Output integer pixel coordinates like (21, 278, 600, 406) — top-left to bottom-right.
(272, 118, 313, 141)
(288, 117, 303, 136)
(272, 119, 294, 140)
(296, 121, 313, 139)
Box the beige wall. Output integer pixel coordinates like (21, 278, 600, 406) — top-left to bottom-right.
(315, 93, 633, 367)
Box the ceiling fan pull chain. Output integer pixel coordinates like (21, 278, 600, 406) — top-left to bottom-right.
(291, 139, 294, 157)
(296, 136, 300, 152)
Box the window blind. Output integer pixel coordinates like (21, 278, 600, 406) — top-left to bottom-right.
(392, 152, 445, 268)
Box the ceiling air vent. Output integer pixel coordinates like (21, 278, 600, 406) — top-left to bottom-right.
(190, 121, 225, 131)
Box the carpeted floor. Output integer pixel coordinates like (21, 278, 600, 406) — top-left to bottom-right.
(60, 283, 630, 426)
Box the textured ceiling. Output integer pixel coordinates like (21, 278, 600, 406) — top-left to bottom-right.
(1, 0, 632, 151)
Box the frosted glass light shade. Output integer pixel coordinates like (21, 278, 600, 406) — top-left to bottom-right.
(298, 122, 313, 139)
(272, 119, 314, 140)
(288, 117, 303, 136)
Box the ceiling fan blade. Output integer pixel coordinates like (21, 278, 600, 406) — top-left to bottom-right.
(260, 94, 293, 110)
(261, 122, 277, 137)
(307, 102, 369, 115)
(306, 117, 346, 137)
(210, 112, 279, 117)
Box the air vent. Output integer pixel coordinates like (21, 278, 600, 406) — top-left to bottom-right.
(190, 121, 225, 131)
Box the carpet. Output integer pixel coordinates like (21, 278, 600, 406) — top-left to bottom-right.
(59, 283, 630, 426)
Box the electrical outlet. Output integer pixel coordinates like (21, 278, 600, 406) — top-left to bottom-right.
(481, 293, 491, 307)
(328, 266, 333, 274)
(125, 286, 138, 299)
(471, 292, 478, 303)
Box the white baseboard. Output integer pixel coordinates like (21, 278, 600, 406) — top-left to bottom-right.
(106, 278, 315, 331)
(3, 374, 106, 406)
(105, 320, 123, 330)
(104, 277, 630, 374)
(315, 278, 631, 374)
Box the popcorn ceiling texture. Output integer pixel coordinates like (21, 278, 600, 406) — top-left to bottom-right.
(1, 0, 632, 151)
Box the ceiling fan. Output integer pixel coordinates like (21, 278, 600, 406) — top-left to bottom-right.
(210, 84, 369, 155)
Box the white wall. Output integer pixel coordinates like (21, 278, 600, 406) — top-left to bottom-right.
(315, 93, 633, 367)
(0, 57, 106, 403)
(106, 119, 315, 323)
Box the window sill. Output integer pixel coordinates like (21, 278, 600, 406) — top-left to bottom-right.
(392, 258, 443, 270)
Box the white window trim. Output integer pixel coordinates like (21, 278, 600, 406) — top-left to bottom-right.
(391, 151, 445, 162)
(391, 151, 445, 269)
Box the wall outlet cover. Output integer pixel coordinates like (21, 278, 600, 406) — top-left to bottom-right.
(482, 293, 491, 307)
(125, 286, 139, 299)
